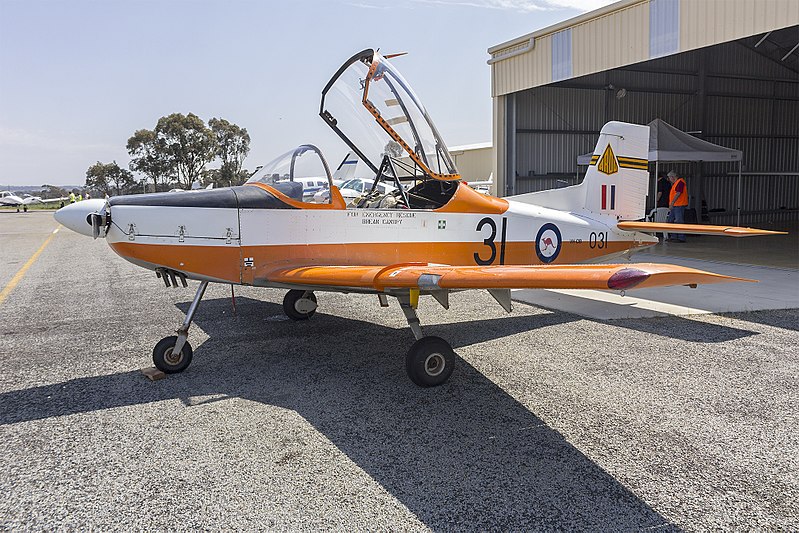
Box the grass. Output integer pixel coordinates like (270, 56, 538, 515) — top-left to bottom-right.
(0, 203, 64, 212)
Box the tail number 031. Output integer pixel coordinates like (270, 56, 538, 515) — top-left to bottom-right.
(474, 217, 508, 265)
(589, 231, 608, 249)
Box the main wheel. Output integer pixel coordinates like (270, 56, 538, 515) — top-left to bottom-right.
(152, 336, 193, 374)
(406, 336, 455, 387)
(283, 290, 317, 320)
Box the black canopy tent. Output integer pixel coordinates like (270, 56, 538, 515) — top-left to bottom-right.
(578, 119, 744, 224)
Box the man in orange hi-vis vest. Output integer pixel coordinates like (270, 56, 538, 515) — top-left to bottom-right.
(666, 170, 688, 242)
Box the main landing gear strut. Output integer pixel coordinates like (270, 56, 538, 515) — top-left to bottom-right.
(279, 289, 455, 387)
(152, 280, 208, 374)
(398, 293, 456, 387)
(281, 288, 456, 387)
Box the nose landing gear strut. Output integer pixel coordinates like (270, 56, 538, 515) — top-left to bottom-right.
(152, 280, 208, 374)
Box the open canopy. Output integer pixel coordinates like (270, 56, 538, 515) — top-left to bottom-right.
(320, 49, 460, 182)
(577, 118, 742, 165)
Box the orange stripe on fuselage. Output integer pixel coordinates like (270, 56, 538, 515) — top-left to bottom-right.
(109, 242, 242, 283)
(108, 239, 649, 286)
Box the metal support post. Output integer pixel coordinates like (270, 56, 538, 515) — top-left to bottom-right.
(173, 280, 209, 355)
(398, 296, 423, 341)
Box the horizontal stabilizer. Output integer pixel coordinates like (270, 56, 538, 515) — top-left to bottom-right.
(266, 263, 755, 291)
(617, 221, 787, 237)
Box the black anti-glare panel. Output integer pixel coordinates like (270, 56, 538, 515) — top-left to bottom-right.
(108, 186, 297, 210)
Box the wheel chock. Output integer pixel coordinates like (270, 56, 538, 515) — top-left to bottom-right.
(141, 367, 167, 381)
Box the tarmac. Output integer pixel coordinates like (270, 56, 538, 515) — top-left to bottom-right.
(1, 210, 798, 530)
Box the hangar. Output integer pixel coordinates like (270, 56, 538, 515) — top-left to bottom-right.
(488, 0, 799, 225)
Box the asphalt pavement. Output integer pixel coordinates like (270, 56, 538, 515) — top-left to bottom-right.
(1, 211, 797, 530)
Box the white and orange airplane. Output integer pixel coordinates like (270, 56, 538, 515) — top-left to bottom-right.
(56, 49, 783, 387)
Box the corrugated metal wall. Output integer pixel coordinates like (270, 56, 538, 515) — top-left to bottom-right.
(680, 0, 799, 52)
(490, 0, 799, 97)
(510, 36, 799, 224)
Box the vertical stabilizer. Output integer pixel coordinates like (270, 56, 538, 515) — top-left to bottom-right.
(583, 122, 649, 220)
(509, 121, 650, 220)
(332, 151, 359, 183)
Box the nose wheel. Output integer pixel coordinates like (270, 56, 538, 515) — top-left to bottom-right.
(151, 280, 208, 374)
(153, 335, 194, 374)
(283, 290, 317, 320)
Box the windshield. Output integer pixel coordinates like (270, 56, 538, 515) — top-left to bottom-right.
(246, 144, 333, 203)
(320, 49, 459, 182)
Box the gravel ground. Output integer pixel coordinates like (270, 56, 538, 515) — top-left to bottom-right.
(1, 212, 797, 531)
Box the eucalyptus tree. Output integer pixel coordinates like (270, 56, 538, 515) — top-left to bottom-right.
(85, 161, 135, 197)
(127, 129, 174, 192)
(155, 113, 216, 190)
(209, 117, 251, 186)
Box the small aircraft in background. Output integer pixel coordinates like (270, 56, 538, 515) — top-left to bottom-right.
(1, 191, 68, 212)
(55, 49, 784, 387)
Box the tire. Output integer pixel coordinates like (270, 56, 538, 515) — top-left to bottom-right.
(152, 336, 193, 374)
(283, 290, 317, 320)
(405, 336, 455, 387)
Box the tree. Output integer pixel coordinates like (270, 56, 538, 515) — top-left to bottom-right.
(40, 184, 68, 199)
(85, 161, 136, 197)
(156, 113, 216, 190)
(127, 129, 174, 192)
(209, 117, 251, 187)
(201, 167, 251, 188)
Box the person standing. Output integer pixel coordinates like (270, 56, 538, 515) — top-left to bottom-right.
(69, 191, 76, 204)
(654, 174, 671, 241)
(667, 170, 688, 242)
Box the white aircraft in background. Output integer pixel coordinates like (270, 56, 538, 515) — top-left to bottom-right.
(0, 191, 68, 212)
(465, 173, 493, 195)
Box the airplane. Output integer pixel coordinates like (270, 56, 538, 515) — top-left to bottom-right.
(55, 48, 785, 387)
(1, 191, 68, 212)
(331, 151, 359, 187)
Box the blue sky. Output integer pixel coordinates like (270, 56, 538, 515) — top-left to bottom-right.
(0, 0, 614, 186)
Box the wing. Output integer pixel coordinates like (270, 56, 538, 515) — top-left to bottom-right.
(617, 221, 785, 237)
(266, 262, 754, 292)
(38, 197, 68, 204)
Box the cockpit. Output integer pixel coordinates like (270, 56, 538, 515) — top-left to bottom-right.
(320, 49, 461, 209)
(246, 144, 334, 204)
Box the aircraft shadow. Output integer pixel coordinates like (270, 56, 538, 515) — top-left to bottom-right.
(0, 297, 677, 530)
(523, 297, 757, 343)
(723, 308, 799, 332)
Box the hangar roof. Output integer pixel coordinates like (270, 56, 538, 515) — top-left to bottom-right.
(488, 0, 799, 97)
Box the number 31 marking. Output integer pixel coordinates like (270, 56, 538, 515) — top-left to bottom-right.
(474, 217, 507, 265)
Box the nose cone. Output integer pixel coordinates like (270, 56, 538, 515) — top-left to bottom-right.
(54, 199, 107, 237)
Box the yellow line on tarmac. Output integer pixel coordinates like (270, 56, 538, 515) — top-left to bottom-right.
(0, 225, 61, 306)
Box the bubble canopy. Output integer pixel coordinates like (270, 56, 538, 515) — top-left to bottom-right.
(246, 144, 333, 203)
(320, 49, 459, 182)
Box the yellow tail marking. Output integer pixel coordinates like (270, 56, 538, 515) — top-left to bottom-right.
(597, 144, 619, 175)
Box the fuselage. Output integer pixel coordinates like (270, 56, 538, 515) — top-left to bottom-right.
(95, 183, 657, 287)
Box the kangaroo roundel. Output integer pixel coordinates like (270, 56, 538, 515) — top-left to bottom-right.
(535, 223, 562, 264)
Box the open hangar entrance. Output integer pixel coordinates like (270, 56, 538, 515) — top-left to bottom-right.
(490, 2, 798, 227)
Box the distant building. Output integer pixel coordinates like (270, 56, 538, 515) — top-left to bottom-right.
(448, 142, 493, 193)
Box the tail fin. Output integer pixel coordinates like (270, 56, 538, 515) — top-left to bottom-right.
(332, 151, 359, 183)
(510, 121, 650, 220)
